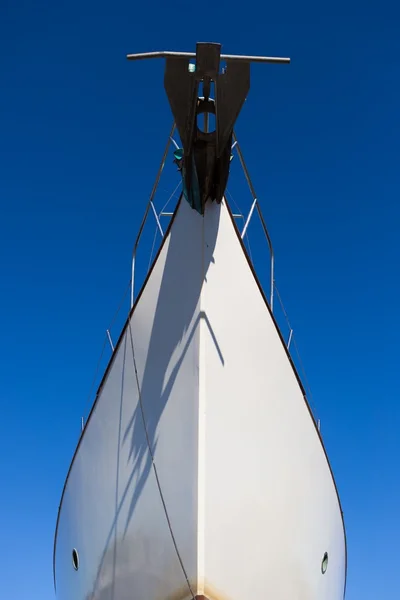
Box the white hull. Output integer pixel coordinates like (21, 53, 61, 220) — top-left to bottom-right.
(54, 197, 346, 600)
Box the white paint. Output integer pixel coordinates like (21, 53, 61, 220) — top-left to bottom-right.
(54, 196, 346, 600)
(202, 199, 345, 600)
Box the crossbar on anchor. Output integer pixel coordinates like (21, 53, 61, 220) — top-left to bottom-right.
(127, 50, 290, 64)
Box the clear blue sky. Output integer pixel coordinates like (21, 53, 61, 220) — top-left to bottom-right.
(1, 1, 399, 599)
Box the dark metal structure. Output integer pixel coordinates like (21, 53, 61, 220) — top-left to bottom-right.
(127, 42, 290, 214)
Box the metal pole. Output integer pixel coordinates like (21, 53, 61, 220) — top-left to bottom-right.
(131, 123, 176, 308)
(106, 329, 115, 352)
(241, 198, 257, 239)
(150, 201, 164, 238)
(127, 51, 290, 65)
(287, 329, 293, 350)
(256, 204, 275, 313)
(204, 111, 209, 133)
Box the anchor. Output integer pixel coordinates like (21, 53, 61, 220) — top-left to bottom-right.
(127, 43, 289, 214)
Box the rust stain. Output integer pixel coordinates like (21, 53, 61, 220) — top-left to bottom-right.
(163, 579, 232, 600)
(203, 580, 232, 600)
(163, 582, 200, 600)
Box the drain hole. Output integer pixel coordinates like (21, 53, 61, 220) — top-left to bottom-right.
(321, 551, 328, 574)
(72, 548, 79, 571)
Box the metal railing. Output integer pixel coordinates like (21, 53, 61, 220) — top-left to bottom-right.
(130, 122, 177, 308)
(81, 123, 320, 431)
(232, 132, 275, 312)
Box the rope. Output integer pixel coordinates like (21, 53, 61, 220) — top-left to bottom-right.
(159, 180, 182, 215)
(290, 335, 318, 420)
(107, 279, 132, 330)
(127, 319, 196, 600)
(148, 180, 182, 275)
(273, 283, 293, 333)
(147, 226, 159, 274)
(225, 187, 243, 218)
(82, 335, 108, 424)
(273, 283, 318, 420)
(82, 279, 131, 424)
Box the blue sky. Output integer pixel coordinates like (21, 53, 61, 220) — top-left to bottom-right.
(1, 1, 399, 598)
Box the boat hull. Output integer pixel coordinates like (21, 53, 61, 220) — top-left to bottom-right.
(54, 197, 346, 600)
